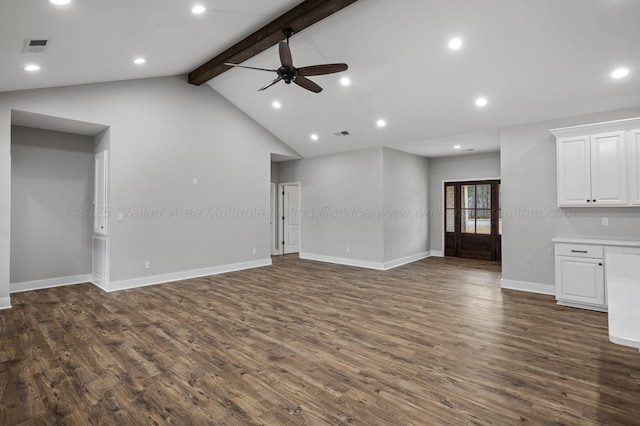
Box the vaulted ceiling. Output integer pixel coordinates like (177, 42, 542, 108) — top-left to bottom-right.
(2, 0, 640, 158)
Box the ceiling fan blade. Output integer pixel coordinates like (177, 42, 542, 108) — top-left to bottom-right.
(224, 63, 277, 73)
(298, 63, 349, 76)
(294, 76, 323, 93)
(279, 42, 294, 70)
(258, 76, 283, 91)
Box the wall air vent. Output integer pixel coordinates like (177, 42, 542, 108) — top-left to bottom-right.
(23, 39, 51, 53)
(334, 130, 350, 137)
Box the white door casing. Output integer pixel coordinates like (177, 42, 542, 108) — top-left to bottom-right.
(270, 183, 280, 255)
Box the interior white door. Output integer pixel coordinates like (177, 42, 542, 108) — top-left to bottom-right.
(282, 184, 300, 254)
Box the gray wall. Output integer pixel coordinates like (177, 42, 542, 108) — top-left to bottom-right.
(501, 105, 640, 288)
(280, 147, 385, 263)
(279, 147, 431, 266)
(428, 152, 501, 254)
(383, 148, 430, 262)
(270, 162, 279, 184)
(280, 148, 384, 262)
(0, 76, 299, 303)
(10, 126, 94, 283)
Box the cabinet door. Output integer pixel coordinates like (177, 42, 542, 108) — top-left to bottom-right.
(94, 151, 108, 235)
(556, 256, 605, 306)
(557, 136, 592, 206)
(629, 130, 640, 206)
(590, 131, 628, 206)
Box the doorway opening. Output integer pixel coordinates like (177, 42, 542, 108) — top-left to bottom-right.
(278, 182, 300, 255)
(9, 110, 110, 292)
(444, 180, 501, 262)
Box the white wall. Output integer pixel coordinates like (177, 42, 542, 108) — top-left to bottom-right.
(0, 76, 299, 305)
(428, 152, 501, 254)
(10, 126, 94, 284)
(501, 105, 640, 291)
(382, 148, 430, 264)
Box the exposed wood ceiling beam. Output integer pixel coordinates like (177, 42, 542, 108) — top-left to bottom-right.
(188, 0, 359, 86)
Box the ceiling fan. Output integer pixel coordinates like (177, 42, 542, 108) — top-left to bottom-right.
(224, 28, 348, 93)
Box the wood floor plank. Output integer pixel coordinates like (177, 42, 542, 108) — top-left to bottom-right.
(2, 255, 639, 424)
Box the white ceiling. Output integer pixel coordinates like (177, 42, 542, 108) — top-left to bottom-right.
(2, 0, 640, 159)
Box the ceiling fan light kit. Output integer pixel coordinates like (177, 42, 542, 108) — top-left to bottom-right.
(225, 28, 348, 94)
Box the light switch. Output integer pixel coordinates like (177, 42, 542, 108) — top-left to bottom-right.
(193, 178, 198, 185)
(602, 217, 609, 226)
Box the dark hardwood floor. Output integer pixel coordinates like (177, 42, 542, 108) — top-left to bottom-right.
(1, 255, 639, 425)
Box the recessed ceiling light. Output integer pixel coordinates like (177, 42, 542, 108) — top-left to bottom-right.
(377, 119, 387, 128)
(611, 67, 629, 79)
(272, 101, 281, 109)
(340, 77, 351, 86)
(454, 145, 462, 150)
(475, 97, 488, 107)
(134, 58, 146, 65)
(49, 0, 71, 5)
(191, 5, 206, 14)
(24, 64, 41, 72)
(448, 38, 463, 50)
(310, 134, 319, 141)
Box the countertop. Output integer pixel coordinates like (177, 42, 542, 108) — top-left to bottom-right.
(552, 237, 640, 247)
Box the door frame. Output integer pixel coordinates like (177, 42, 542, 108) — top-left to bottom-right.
(278, 182, 301, 255)
(441, 177, 501, 260)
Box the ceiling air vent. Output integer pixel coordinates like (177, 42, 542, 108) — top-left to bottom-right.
(334, 130, 350, 137)
(23, 38, 51, 53)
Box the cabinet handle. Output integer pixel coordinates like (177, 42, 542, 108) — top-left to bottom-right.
(592, 199, 597, 203)
(598, 263, 603, 266)
(586, 200, 591, 202)
(571, 250, 588, 253)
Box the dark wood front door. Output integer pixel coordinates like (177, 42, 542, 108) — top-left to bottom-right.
(444, 180, 501, 262)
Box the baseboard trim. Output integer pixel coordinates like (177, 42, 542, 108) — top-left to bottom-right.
(300, 253, 385, 270)
(383, 252, 430, 270)
(300, 252, 433, 271)
(429, 250, 445, 258)
(0, 297, 11, 310)
(557, 299, 607, 313)
(10, 274, 93, 294)
(90, 274, 109, 292)
(500, 278, 555, 295)
(105, 258, 273, 292)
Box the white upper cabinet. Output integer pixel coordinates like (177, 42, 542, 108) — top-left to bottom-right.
(589, 131, 627, 206)
(556, 136, 592, 206)
(551, 118, 640, 207)
(630, 129, 640, 206)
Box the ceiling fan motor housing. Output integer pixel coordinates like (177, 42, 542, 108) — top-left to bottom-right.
(277, 66, 298, 84)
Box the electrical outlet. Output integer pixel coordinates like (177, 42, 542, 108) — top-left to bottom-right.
(602, 217, 609, 226)
(144, 261, 151, 269)
(346, 246, 350, 253)
(193, 177, 198, 185)
(252, 248, 257, 254)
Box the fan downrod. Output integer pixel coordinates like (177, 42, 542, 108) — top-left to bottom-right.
(282, 27, 295, 43)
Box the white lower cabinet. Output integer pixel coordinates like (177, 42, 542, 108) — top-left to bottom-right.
(555, 243, 606, 311)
